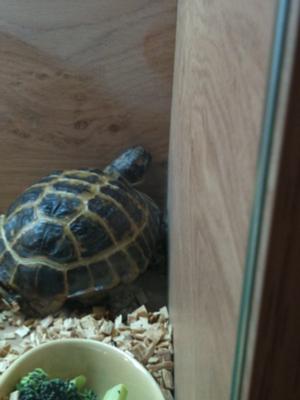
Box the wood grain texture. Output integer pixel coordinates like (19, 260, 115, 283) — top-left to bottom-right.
(0, 0, 176, 212)
(168, 0, 275, 398)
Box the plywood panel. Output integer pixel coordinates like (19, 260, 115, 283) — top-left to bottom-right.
(168, 0, 276, 398)
(0, 0, 176, 212)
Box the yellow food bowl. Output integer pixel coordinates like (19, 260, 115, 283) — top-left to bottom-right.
(0, 339, 165, 400)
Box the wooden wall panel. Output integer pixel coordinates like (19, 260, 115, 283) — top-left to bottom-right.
(0, 0, 176, 212)
(168, 0, 276, 398)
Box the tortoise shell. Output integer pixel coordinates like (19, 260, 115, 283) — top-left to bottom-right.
(0, 169, 160, 314)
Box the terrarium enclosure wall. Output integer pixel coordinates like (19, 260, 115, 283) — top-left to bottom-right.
(0, 0, 285, 399)
(0, 1, 176, 211)
(0, 0, 176, 396)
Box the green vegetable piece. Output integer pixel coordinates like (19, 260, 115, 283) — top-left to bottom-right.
(102, 384, 128, 400)
(17, 368, 48, 391)
(81, 388, 98, 400)
(15, 369, 99, 400)
(71, 375, 87, 391)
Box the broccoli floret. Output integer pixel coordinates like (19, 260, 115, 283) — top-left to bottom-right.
(34, 379, 79, 400)
(19, 378, 79, 400)
(80, 388, 98, 400)
(15, 371, 128, 400)
(17, 368, 48, 391)
(16, 369, 97, 400)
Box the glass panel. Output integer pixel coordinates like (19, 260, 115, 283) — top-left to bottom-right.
(230, 0, 292, 398)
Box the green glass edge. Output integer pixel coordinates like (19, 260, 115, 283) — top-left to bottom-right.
(230, 0, 291, 399)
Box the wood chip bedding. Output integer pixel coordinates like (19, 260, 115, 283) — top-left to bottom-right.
(0, 305, 174, 400)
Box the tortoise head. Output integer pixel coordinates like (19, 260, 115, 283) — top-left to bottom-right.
(104, 146, 152, 185)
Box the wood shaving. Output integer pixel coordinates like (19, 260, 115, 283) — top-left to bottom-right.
(15, 326, 30, 338)
(99, 320, 114, 336)
(131, 342, 148, 363)
(161, 369, 174, 390)
(0, 306, 174, 399)
(161, 388, 174, 400)
(147, 361, 174, 372)
(130, 317, 149, 331)
(40, 316, 54, 329)
(8, 390, 19, 400)
(0, 342, 10, 357)
(3, 333, 16, 340)
(131, 305, 148, 319)
(114, 315, 123, 330)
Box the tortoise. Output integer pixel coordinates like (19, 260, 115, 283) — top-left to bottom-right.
(0, 146, 161, 316)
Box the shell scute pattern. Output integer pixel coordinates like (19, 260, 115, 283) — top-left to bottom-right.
(89, 260, 119, 292)
(6, 187, 44, 216)
(67, 265, 92, 297)
(100, 186, 144, 225)
(70, 216, 113, 257)
(141, 225, 156, 251)
(64, 173, 100, 184)
(53, 181, 91, 195)
(79, 168, 103, 175)
(12, 264, 37, 293)
(0, 252, 15, 284)
(108, 250, 139, 284)
(11, 263, 65, 299)
(12, 221, 77, 263)
(88, 196, 133, 241)
(36, 265, 65, 297)
(127, 244, 147, 273)
(39, 193, 81, 219)
(0, 238, 5, 253)
(4, 207, 36, 241)
(135, 234, 152, 260)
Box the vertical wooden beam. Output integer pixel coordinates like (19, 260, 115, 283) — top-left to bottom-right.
(168, 0, 275, 398)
